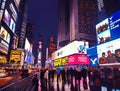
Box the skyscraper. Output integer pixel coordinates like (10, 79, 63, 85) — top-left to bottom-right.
(58, 0, 97, 48)
(58, 0, 70, 48)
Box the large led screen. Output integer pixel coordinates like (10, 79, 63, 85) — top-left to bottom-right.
(26, 52, 32, 64)
(109, 10, 120, 40)
(52, 40, 89, 60)
(96, 18, 111, 44)
(24, 38, 30, 51)
(97, 38, 120, 64)
(3, 9, 11, 26)
(0, 26, 10, 43)
(96, 10, 120, 44)
(10, 50, 22, 64)
(2, 0, 18, 33)
(10, 18, 16, 33)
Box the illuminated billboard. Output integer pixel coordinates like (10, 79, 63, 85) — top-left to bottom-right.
(10, 50, 23, 64)
(54, 57, 68, 67)
(24, 38, 30, 51)
(97, 38, 120, 63)
(2, 0, 18, 33)
(26, 52, 32, 64)
(96, 18, 111, 44)
(3, 9, 11, 26)
(87, 46, 98, 66)
(52, 40, 89, 60)
(96, 10, 120, 44)
(10, 18, 16, 33)
(0, 0, 6, 22)
(0, 26, 10, 43)
(0, 26, 10, 54)
(109, 10, 120, 40)
(68, 54, 90, 65)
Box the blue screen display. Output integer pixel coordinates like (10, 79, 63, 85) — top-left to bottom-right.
(96, 10, 120, 44)
(87, 46, 98, 66)
(109, 10, 120, 40)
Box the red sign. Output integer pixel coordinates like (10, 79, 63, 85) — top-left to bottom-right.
(68, 54, 90, 65)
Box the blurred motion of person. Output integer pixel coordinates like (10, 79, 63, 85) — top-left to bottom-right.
(44, 69, 49, 88)
(40, 68, 45, 87)
(81, 67, 88, 90)
(55, 68, 60, 84)
(32, 74, 39, 91)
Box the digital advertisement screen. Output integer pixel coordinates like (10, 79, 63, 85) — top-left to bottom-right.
(109, 10, 120, 40)
(26, 52, 32, 64)
(68, 54, 90, 65)
(10, 18, 16, 33)
(24, 38, 30, 51)
(96, 18, 111, 44)
(52, 40, 89, 60)
(87, 46, 98, 66)
(0, 0, 6, 22)
(3, 9, 11, 26)
(2, 0, 18, 33)
(10, 50, 22, 64)
(96, 10, 120, 44)
(0, 26, 10, 54)
(0, 26, 10, 43)
(97, 38, 120, 63)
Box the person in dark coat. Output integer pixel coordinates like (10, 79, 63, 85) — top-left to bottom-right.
(40, 68, 45, 87)
(81, 67, 88, 90)
(32, 74, 39, 91)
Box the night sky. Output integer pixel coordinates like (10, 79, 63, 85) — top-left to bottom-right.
(28, 0, 58, 65)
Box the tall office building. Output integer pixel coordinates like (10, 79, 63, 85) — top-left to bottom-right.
(58, 0, 70, 48)
(97, 0, 120, 22)
(58, 0, 97, 48)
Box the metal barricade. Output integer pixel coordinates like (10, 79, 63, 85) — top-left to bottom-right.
(0, 74, 35, 91)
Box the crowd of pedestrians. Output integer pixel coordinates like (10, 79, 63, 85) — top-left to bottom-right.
(39, 66, 89, 91)
(88, 66, 120, 91)
(32, 66, 120, 91)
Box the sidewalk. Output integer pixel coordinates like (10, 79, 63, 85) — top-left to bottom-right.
(36, 76, 90, 91)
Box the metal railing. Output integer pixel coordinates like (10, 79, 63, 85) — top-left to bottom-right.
(0, 74, 36, 91)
